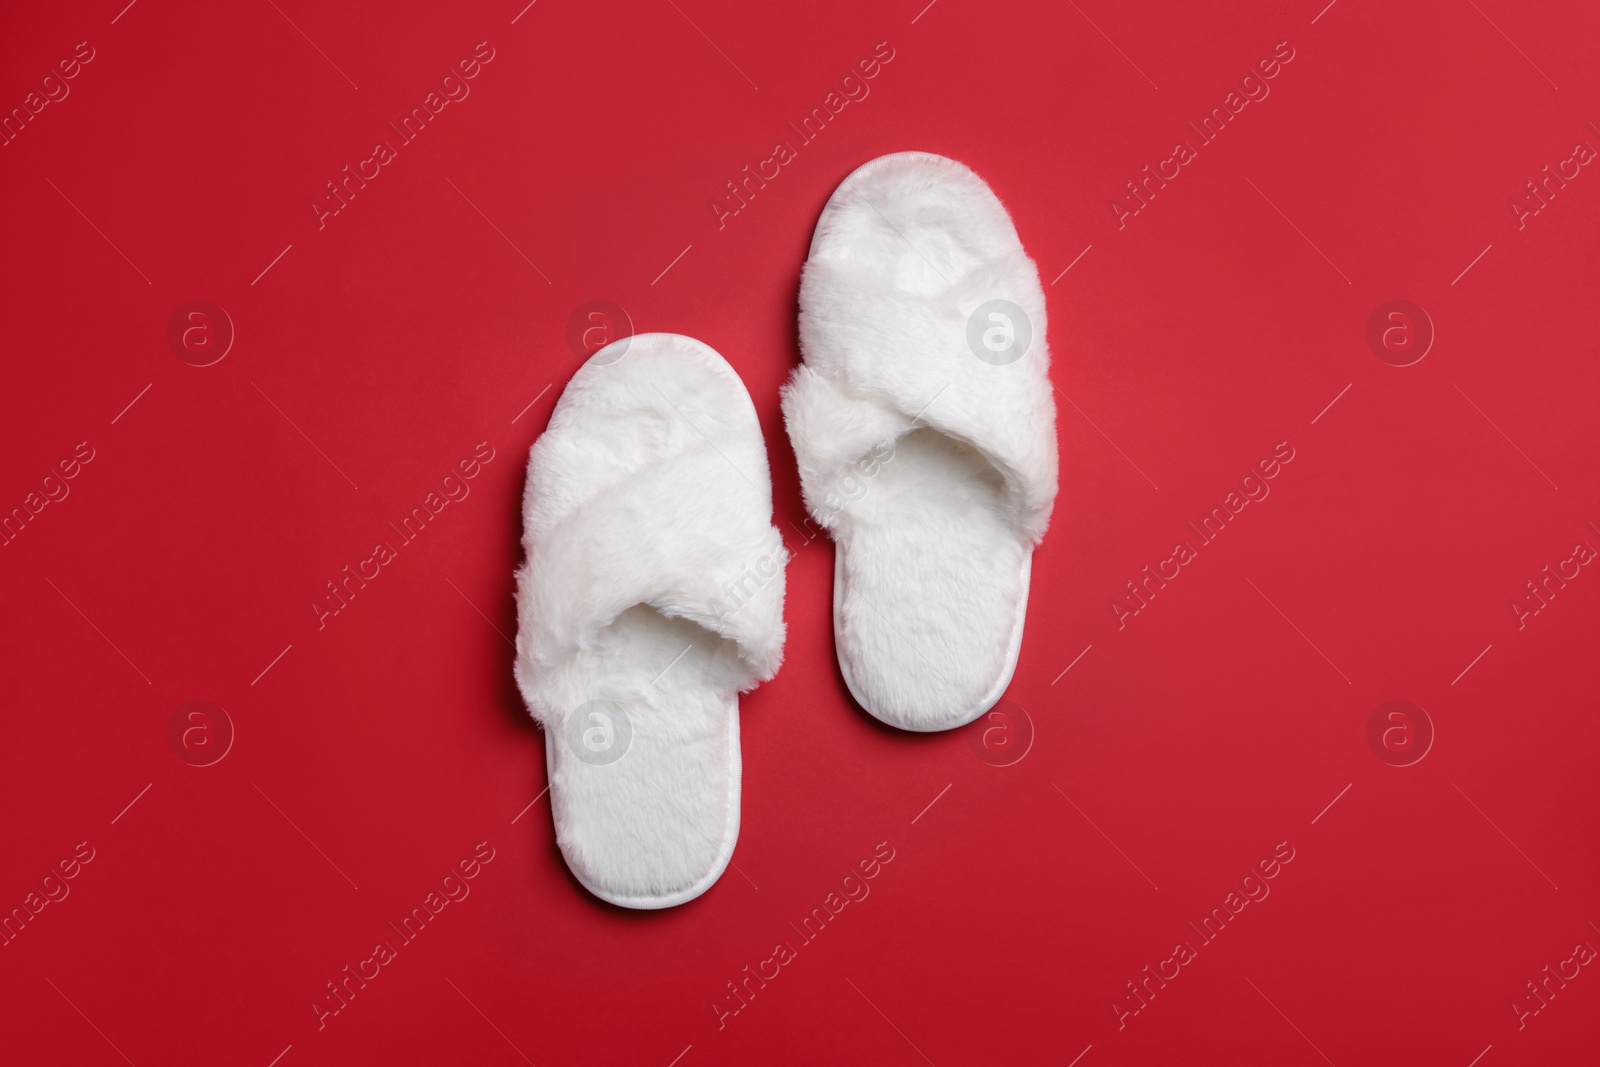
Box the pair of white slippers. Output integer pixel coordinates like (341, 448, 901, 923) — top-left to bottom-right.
(514, 153, 1059, 908)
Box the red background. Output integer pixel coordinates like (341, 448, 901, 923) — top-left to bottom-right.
(3, 1, 1598, 1064)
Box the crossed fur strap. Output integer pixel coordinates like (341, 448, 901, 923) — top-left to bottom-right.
(785, 247, 1058, 543)
(520, 442, 786, 695)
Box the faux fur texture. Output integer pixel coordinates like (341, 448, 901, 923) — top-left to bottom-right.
(782, 152, 1058, 731)
(515, 333, 786, 908)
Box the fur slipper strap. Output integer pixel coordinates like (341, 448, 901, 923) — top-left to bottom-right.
(789, 249, 1058, 544)
(522, 443, 786, 695)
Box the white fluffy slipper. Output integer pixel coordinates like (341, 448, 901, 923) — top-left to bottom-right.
(781, 152, 1058, 732)
(514, 333, 786, 909)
